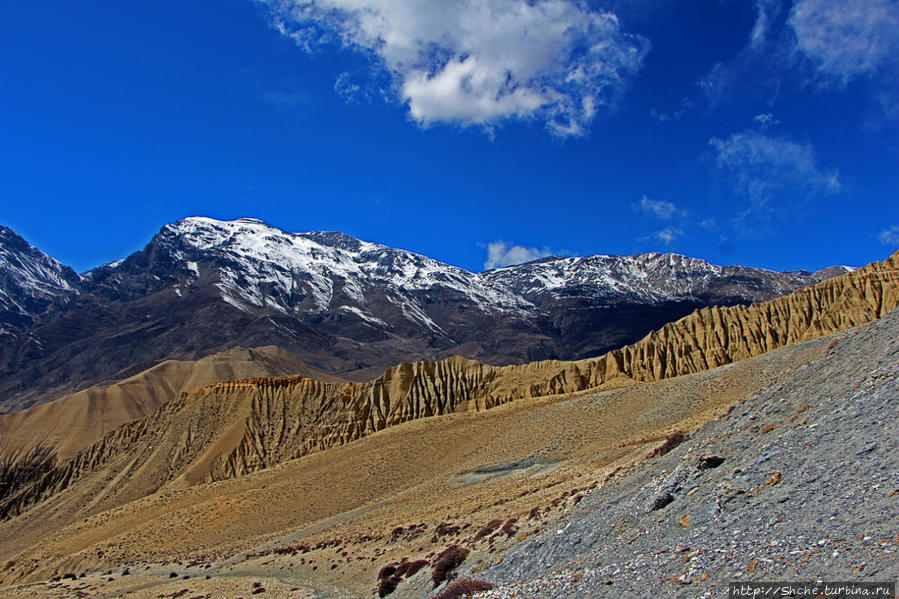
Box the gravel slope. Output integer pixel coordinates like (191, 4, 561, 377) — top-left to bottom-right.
(475, 309, 899, 598)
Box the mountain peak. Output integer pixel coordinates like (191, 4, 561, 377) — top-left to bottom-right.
(0, 225, 82, 331)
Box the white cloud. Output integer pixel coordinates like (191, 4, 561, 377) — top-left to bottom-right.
(483, 241, 555, 269)
(699, 0, 899, 111)
(654, 227, 683, 245)
(698, 0, 796, 105)
(753, 113, 779, 130)
(633, 195, 694, 246)
(710, 130, 841, 229)
(790, 0, 899, 86)
(259, 0, 649, 136)
(879, 225, 899, 246)
(633, 195, 679, 219)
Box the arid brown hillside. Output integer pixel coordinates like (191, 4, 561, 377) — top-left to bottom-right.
(2, 252, 896, 524)
(0, 346, 344, 463)
(0, 330, 837, 592)
(136, 248, 899, 482)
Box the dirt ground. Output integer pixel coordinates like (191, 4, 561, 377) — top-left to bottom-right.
(0, 333, 830, 598)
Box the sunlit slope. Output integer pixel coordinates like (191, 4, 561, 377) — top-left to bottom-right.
(1, 251, 896, 525)
(0, 346, 344, 462)
(0, 330, 834, 589)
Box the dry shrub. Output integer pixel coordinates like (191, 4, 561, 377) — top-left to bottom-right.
(378, 565, 397, 579)
(403, 559, 429, 578)
(431, 545, 469, 587)
(647, 431, 686, 459)
(431, 522, 461, 542)
(474, 519, 503, 540)
(501, 518, 518, 537)
(378, 575, 402, 597)
(432, 577, 495, 599)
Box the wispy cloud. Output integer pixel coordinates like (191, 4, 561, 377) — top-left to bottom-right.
(709, 130, 841, 231)
(633, 195, 680, 220)
(258, 0, 649, 136)
(879, 225, 899, 246)
(753, 113, 779, 131)
(699, 0, 899, 117)
(698, 0, 797, 105)
(483, 241, 556, 269)
(653, 227, 683, 246)
(633, 196, 692, 247)
(650, 97, 692, 123)
(790, 0, 899, 87)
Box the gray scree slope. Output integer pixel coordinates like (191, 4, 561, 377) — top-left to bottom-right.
(475, 308, 899, 599)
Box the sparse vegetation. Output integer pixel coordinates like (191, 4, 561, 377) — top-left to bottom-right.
(432, 545, 469, 587)
(431, 521, 462, 542)
(431, 577, 495, 599)
(403, 559, 429, 577)
(378, 565, 397, 579)
(501, 518, 518, 537)
(647, 431, 686, 459)
(378, 574, 402, 597)
(474, 519, 503, 540)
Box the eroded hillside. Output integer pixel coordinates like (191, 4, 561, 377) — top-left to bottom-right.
(0, 346, 344, 463)
(2, 252, 897, 523)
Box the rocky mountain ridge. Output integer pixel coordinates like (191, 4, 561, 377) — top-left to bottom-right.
(0, 226, 81, 334)
(0, 217, 841, 411)
(2, 251, 894, 521)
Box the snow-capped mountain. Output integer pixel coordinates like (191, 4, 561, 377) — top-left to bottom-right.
(143, 217, 532, 333)
(482, 252, 819, 305)
(0, 226, 81, 333)
(0, 217, 838, 411)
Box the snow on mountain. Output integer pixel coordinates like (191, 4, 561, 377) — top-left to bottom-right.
(0, 226, 81, 331)
(480, 251, 818, 305)
(3, 217, 829, 339)
(811, 265, 857, 281)
(1, 216, 841, 410)
(149, 217, 532, 333)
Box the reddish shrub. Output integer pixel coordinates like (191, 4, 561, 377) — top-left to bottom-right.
(474, 519, 503, 540)
(404, 559, 429, 578)
(432, 577, 495, 599)
(378, 575, 402, 597)
(432, 522, 461, 542)
(647, 431, 687, 459)
(501, 518, 518, 537)
(431, 546, 469, 587)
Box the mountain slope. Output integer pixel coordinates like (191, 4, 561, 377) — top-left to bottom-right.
(0, 346, 344, 463)
(478, 297, 899, 598)
(1, 288, 895, 595)
(482, 252, 828, 359)
(0, 217, 829, 412)
(0, 226, 81, 334)
(3, 251, 894, 524)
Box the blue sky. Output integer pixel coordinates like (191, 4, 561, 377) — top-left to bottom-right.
(1, 0, 897, 274)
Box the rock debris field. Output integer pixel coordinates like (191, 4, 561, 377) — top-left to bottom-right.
(473, 308, 899, 598)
